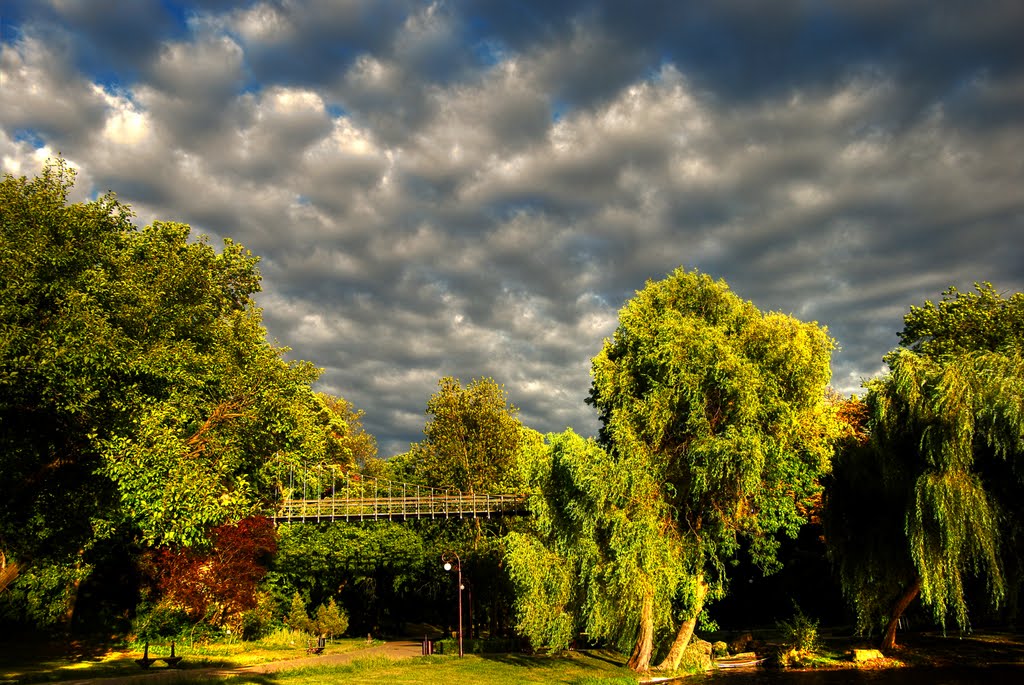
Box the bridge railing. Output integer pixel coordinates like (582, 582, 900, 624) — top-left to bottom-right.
(272, 492, 528, 522)
(270, 468, 529, 522)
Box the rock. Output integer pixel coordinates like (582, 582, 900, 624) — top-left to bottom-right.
(851, 648, 885, 662)
(680, 639, 714, 671)
(729, 632, 754, 654)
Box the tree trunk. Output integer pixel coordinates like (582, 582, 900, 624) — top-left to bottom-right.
(881, 576, 922, 651)
(0, 555, 20, 595)
(655, 575, 708, 672)
(627, 588, 655, 672)
(62, 549, 86, 633)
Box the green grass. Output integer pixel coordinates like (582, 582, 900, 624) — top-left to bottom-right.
(210, 652, 638, 685)
(0, 632, 636, 685)
(0, 630, 376, 683)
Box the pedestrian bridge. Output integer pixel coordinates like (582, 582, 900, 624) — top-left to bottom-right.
(270, 469, 529, 523)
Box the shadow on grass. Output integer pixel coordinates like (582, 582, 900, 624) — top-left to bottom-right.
(475, 649, 628, 673)
(471, 652, 564, 668)
(898, 632, 1024, 667)
(577, 650, 628, 667)
(206, 675, 280, 684)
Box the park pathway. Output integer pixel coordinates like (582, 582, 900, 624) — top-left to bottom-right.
(60, 640, 423, 684)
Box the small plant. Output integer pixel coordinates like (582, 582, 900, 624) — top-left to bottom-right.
(778, 604, 820, 653)
(776, 604, 821, 667)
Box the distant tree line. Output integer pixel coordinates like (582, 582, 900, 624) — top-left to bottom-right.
(1, 163, 1021, 674)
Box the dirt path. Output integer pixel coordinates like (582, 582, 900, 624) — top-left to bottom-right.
(59, 640, 424, 684)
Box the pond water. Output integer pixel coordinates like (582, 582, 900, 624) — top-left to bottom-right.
(691, 665, 1024, 685)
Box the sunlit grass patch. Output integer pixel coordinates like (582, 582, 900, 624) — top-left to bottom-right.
(212, 651, 637, 685)
(0, 633, 379, 683)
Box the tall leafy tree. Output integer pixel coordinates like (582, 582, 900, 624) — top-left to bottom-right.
(411, 377, 525, 493)
(0, 163, 351, 626)
(588, 268, 840, 671)
(825, 284, 1024, 648)
(505, 430, 689, 666)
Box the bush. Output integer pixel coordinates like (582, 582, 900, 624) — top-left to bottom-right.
(257, 626, 309, 648)
(778, 605, 820, 653)
(241, 591, 279, 640)
(132, 602, 192, 640)
(679, 639, 713, 672)
(434, 636, 523, 654)
(776, 604, 821, 667)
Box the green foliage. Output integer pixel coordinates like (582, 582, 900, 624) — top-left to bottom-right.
(0, 558, 92, 629)
(410, 377, 527, 493)
(240, 591, 279, 640)
(509, 270, 839, 671)
(505, 532, 577, 651)
(826, 283, 1024, 637)
(777, 604, 820, 653)
(589, 268, 839, 578)
(582, 268, 839, 667)
(506, 430, 688, 654)
(315, 597, 349, 638)
(434, 636, 522, 654)
(288, 592, 314, 634)
(822, 425, 916, 635)
(131, 601, 193, 640)
(272, 520, 443, 635)
(899, 282, 1024, 360)
(1, 162, 360, 631)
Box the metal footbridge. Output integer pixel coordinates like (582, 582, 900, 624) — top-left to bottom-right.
(271, 469, 529, 523)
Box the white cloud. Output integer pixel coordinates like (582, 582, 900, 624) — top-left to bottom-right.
(230, 2, 295, 45)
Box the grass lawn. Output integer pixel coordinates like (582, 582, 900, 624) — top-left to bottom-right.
(0, 630, 375, 683)
(211, 652, 638, 685)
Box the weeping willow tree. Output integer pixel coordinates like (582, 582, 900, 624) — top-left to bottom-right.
(583, 268, 842, 672)
(825, 284, 1024, 649)
(505, 429, 692, 669)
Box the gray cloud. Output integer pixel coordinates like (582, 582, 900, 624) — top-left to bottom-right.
(2, 1, 1022, 456)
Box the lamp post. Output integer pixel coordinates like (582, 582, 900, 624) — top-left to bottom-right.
(441, 551, 464, 657)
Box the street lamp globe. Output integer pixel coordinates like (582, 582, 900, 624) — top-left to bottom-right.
(444, 562, 452, 571)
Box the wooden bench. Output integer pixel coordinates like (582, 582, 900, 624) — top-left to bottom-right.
(307, 636, 327, 655)
(136, 641, 184, 669)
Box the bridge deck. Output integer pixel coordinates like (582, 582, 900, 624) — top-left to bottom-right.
(272, 492, 529, 523)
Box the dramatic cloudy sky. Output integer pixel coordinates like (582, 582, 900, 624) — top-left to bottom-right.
(3, 1, 1023, 456)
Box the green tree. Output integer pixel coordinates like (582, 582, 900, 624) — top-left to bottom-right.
(315, 597, 349, 638)
(411, 377, 525, 493)
(0, 162, 352, 627)
(505, 430, 688, 662)
(288, 592, 313, 634)
(588, 268, 840, 671)
(825, 284, 1024, 649)
(320, 395, 377, 468)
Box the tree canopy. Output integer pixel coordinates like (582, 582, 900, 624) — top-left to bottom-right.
(0, 163, 354, 627)
(520, 268, 842, 672)
(506, 429, 688, 660)
(408, 376, 527, 493)
(825, 283, 1024, 648)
